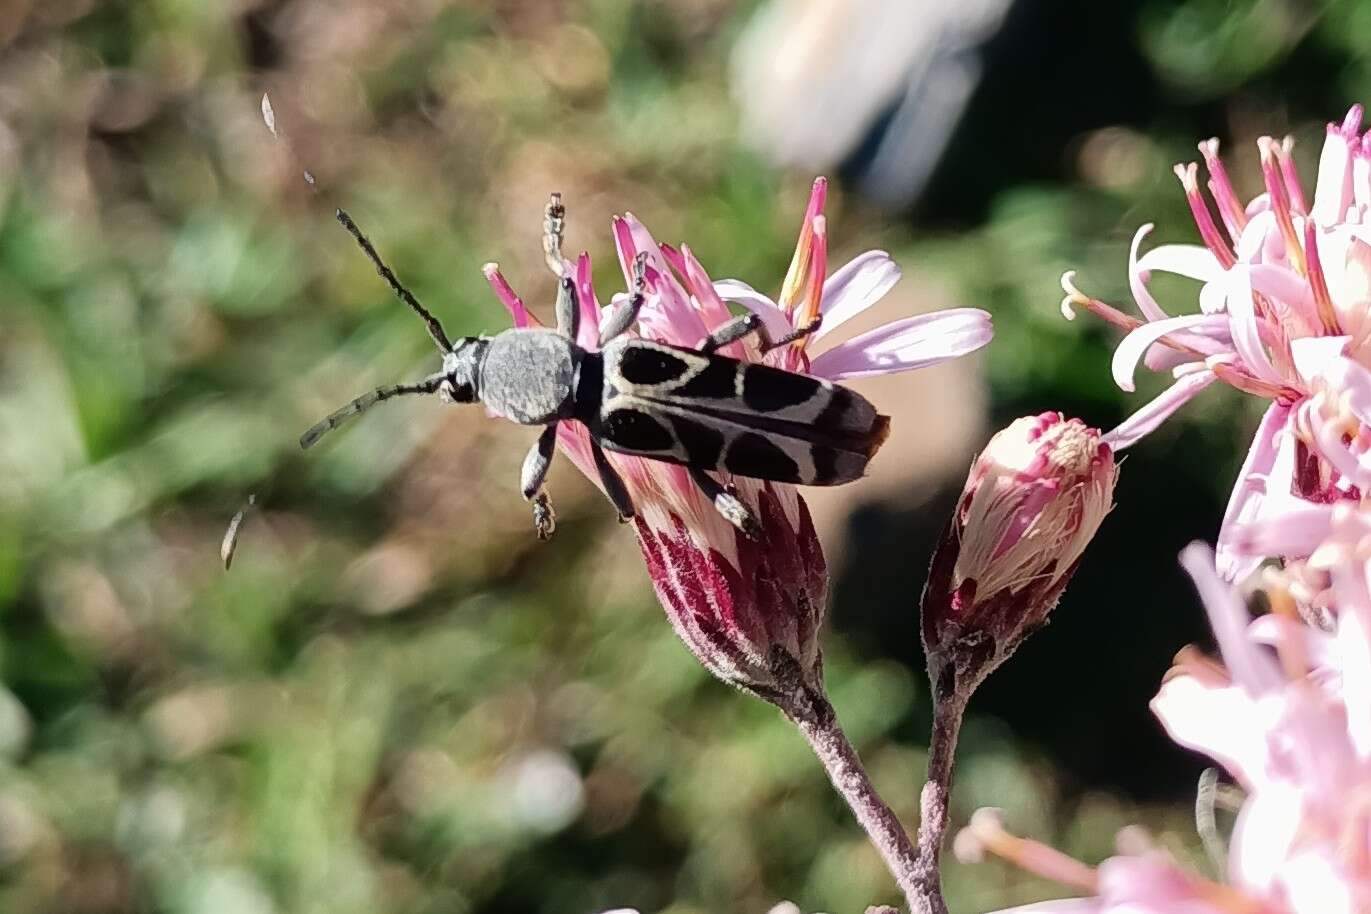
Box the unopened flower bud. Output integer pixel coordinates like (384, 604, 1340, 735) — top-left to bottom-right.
(922, 413, 1116, 693)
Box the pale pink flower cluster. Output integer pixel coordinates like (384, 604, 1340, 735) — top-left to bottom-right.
(1063, 106, 1371, 581)
(961, 533, 1371, 914)
(959, 106, 1371, 914)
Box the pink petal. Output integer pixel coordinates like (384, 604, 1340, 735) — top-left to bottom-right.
(712, 279, 794, 342)
(1228, 783, 1303, 892)
(1248, 263, 1320, 334)
(1111, 314, 1226, 392)
(1311, 106, 1362, 225)
(1102, 369, 1217, 450)
(1227, 503, 1335, 560)
(806, 308, 992, 381)
(1135, 240, 1226, 284)
(644, 266, 709, 349)
(680, 245, 735, 343)
(573, 252, 602, 350)
(613, 213, 664, 285)
(1279, 850, 1356, 914)
(1215, 402, 1292, 581)
(984, 902, 1100, 914)
(1334, 599, 1371, 764)
(1097, 854, 1231, 913)
(1236, 210, 1277, 263)
(1127, 224, 1171, 322)
(483, 263, 536, 329)
(813, 250, 901, 340)
(1224, 268, 1283, 385)
(1311, 346, 1371, 419)
(1179, 542, 1283, 694)
(1151, 672, 1270, 790)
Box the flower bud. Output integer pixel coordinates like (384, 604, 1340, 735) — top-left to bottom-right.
(636, 482, 827, 701)
(921, 413, 1116, 691)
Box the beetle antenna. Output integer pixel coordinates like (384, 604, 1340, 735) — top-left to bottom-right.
(300, 374, 446, 450)
(334, 208, 453, 354)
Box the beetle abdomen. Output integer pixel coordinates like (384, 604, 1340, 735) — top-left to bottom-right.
(599, 338, 889, 485)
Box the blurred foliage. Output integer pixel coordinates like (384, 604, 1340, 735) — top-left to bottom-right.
(0, 0, 1364, 912)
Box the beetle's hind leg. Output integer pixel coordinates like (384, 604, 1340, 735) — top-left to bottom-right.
(521, 424, 560, 540)
(597, 253, 649, 346)
(701, 313, 823, 354)
(590, 440, 635, 523)
(688, 467, 760, 539)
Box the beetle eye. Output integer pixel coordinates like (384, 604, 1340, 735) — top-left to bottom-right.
(440, 380, 475, 404)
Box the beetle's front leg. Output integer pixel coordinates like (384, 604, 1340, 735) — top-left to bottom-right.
(554, 274, 578, 341)
(521, 424, 560, 540)
(590, 440, 635, 522)
(597, 253, 649, 346)
(542, 192, 568, 278)
(688, 467, 760, 539)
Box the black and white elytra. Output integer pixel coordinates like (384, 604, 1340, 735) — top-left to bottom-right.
(302, 195, 891, 540)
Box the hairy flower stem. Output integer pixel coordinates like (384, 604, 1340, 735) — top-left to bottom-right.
(779, 686, 929, 913)
(913, 675, 968, 914)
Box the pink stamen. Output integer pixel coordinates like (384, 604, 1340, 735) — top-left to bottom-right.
(1208, 359, 1300, 401)
(1303, 221, 1341, 334)
(1198, 139, 1248, 241)
(1279, 136, 1309, 215)
(1258, 137, 1307, 274)
(1060, 272, 1208, 358)
(1174, 163, 1237, 268)
(954, 808, 1099, 892)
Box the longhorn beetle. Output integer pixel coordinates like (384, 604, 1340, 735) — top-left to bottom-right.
(301, 195, 891, 539)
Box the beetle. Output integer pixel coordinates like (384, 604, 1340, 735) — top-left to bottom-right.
(301, 196, 891, 539)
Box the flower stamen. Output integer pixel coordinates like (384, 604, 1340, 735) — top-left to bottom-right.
(1280, 136, 1310, 216)
(1259, 136, 1307, 275)
(1199, 138, 1249, 241)
(1175, 162, 1238, 269)
(1304, 220, 1342, 334)
(953, 808, 1099, 892)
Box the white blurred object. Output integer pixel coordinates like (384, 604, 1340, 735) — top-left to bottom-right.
(501, 748, 585, 834)
(733, 0, 1014, 208)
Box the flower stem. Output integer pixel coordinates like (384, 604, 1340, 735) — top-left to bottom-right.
(780, 687, 930, 913)
(913, 676, 969, 914)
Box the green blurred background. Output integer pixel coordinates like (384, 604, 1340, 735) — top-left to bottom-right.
(1, 1, 1364, 911)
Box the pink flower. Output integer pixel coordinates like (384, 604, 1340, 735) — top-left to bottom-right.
(1063, 107, 1371, 580)
(921, 413, 1116, 691)
(958, 541, 1371, 914)
(483, 178, 993, 697)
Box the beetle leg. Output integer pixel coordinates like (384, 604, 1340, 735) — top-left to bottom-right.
(701, 313, 767, 353)
(700, 314, 822, 355)
(590, 440, 635, 522)
(542, 192, 568, 278)
(553, 275, 579, 340)
(760, 315, 823, 353)
(597, 252, 649, 346)
(688, 468, 760, 539)
(521, 424, 560, 540)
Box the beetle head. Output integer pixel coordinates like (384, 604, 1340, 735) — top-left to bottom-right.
(438, 337, 488, 404)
